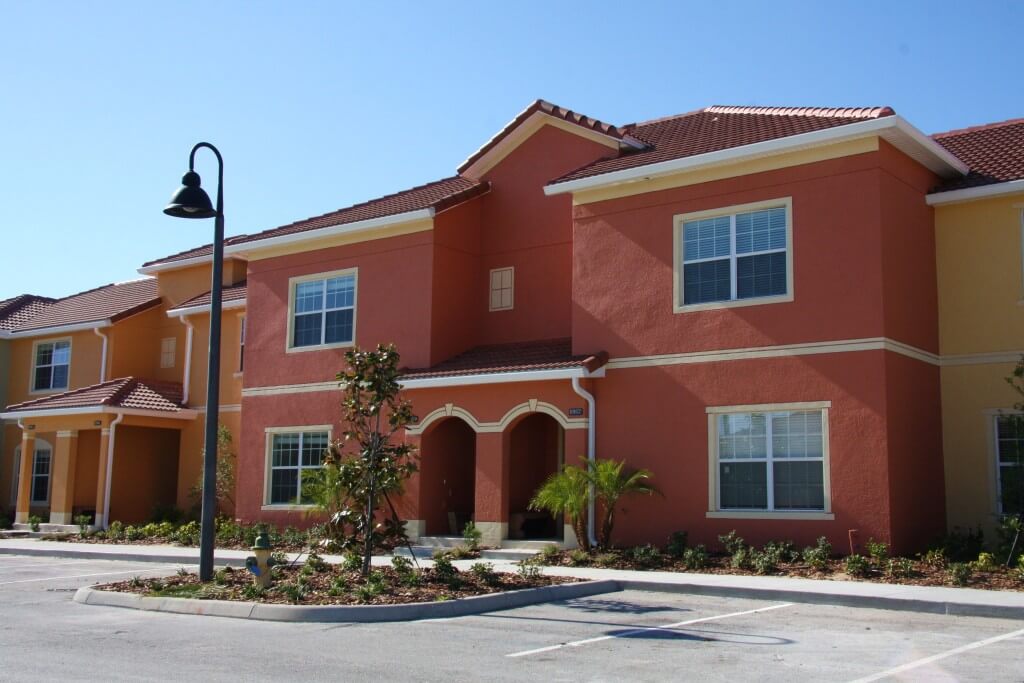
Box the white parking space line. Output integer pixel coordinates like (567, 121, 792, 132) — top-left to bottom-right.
(848, 627, 1024, 682)
(0, 564, 185, 586)
(506, 602, 793, 658)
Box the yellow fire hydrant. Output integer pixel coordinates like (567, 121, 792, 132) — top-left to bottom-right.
(244, 527, 279, 589)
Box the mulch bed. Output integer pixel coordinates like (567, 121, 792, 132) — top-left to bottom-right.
(98, 561, 575, 606)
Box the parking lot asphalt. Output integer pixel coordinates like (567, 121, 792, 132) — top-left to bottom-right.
(1, 554, 1022, 682)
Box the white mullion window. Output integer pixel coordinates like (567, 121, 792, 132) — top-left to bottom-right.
(677, 199, 791, 309)
(995, 415, 1023, 515)
(716, 409, 826, 512)
(32, 340, 71, 392)
(290, 271, 356, 350)
(268, 431, 329, 505)
(14, 443, 52, 505)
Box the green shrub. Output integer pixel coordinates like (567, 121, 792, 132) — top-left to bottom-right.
(282, 525, 306, 547)
(865, 539, 889, 566)
(270, 550, 289, 566)
(763, 540, 798, 563)
(845, 554, 870, 578)
(682, 545, 709, 570)
(595, 552, 619, 567)
(327, 576, 350, 596)
(106, 520, 125, 541)
(569, 548, 590, 566)
(936, 527, 985, 563)
(214, 568, 229, 585)
(1015, 556, 1024, 582)
(342, 552, 363, 572)
(948, 562, 972, 586)
(175, 521, 200, 546)
(630, 544, 662, 568)
(391, 554, 414, 576)
(751, 549, 778, 575)
(539, 544, 561, 564)
(517, 559, 542, 580)
(995, 515, 1022, 565)
(432, 554, 458, 582)
(28, 515, 41, 532)
(128, 575, 143, 588)
(124, 525, 143, 542)
(886, 557, 915, 579)
(280, 581, 307, 603)
(666, 531, 689, 559)
(972, 552, 998, 572)
(920, 548, 947, 569)
(305, 552, 329, 573)
(730, 546, 752, 571)
(241, 583, 265, 600)
(75, 514, 92, 536)
(449, 545, 474, 560)
(470, 562, 499, 585)
(802, 536, 832, 570)
(462, 521, 483, 550)
(718, 530, 745, 555)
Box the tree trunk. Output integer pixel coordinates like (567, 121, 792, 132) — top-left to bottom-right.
(573, 515, 590, 552)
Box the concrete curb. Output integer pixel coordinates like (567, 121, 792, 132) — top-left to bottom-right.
(614, 579, 1024, 620)
(0, 546, 248, 567)
(73, 579, 620, 622)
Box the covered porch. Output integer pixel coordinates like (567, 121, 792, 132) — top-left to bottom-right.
(1, 377, 195, 530)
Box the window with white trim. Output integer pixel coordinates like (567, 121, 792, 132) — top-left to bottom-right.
(489, 267, 514, 311)
(160, 337, 176, 369)
(715, 409, 826, 511)
(996, 415, 1023, 515)
(33, 340, 70, 391)
(290, 272, 356, 349)
(680, 204, 789, 306)
(13, 443, 52, 505)
(267, 431, 329, 505)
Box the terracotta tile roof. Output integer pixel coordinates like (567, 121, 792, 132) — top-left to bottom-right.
(0, 295, 55, 332)
(171, 281, 247, 311)
(931, 118, 1024, 192)
(11, 279, 161, 333)
(400, 338, 606, 380)
(231, 176, 488, 248)
(4, 377, 185, 414)
(141, 239, 251, 269)
(458, 99, 640, 174)
(550, 105, 896, 185)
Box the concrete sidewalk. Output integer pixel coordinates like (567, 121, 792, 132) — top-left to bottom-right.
(3, 538, 1022, 619)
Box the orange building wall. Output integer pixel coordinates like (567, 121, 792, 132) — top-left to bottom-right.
(6, 330, 106, 406)
(182, 311, 245, 407)
(108, 426, 179, 524)
(72, 429, 100, 511)
(107, 306, 170, 381)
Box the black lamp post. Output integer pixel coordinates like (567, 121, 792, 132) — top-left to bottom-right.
(164, 142, 224, 582)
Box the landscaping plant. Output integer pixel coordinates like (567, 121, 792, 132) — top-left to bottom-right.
(584, 458, 658, 550)
(529, 460, 591, 552)
(189, 424, 236, 516)
(462, 521, 482, 551)
(28, 514, 41, 532)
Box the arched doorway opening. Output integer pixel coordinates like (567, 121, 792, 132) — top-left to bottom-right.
(418, 417, 476, 536)
(508, 413, 563, 540)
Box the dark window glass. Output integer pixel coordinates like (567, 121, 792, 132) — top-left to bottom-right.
(737, 252, 787, 299)
(719, 462, 767, 509)
(292, 313, 322, 347)
(773, 461, 825, 510)
(684, 259, 731, 304)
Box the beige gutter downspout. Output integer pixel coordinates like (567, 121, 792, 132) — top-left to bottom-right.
(571, 375, 598, 549)
(93, 327, 109, 382)
(102, 412, 125, 529)
(179, 316, 194, 404)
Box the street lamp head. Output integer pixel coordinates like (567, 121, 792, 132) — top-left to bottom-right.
(164, 170, 216, 219)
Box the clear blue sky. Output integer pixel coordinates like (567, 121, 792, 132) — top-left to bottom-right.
(1, 1, 1021, 300)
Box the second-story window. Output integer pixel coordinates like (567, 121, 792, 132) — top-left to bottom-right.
(489, 267, 514, 311)
(676, 199, 791, 309)
(33, 340, 70, 392)
(160, 337, 176, 369)
(289, 270, 357, 350)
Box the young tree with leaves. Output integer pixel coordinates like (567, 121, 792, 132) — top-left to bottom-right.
(190, 424, 235, 516)
(529, 461, 591, 552)
(307, 344, 417, 576)
(586, 458, 658, 550)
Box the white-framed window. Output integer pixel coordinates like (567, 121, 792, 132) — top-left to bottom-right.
(287, 269, 357, 351)
(32, 339, 71, 392)
(12, 441, 53, 505)
(708, 403, 830, 516)
(995, 414, 1023, 515)
(489, 267, 514, 311)
(674, 198, 793, 312)
(238, 315, 246, 372)
(264, 429, 330, 506)
(160, 337, 176, 369)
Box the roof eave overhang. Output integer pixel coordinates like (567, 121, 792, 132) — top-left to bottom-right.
(167, 298, 247, 318)
(0, 406, 197, 420)
(224, 208, 435, 258)
(399, 365, 605, 390)
(544, 115, 969, 197)
(4, 319, 113, 339)
(926, 178, 1024, 206)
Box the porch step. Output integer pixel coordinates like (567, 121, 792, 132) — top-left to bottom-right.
(12, 523, 83, 535)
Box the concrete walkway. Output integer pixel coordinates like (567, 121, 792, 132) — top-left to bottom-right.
(2, 538, 1022, 619)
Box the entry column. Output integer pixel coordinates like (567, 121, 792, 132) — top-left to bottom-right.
(14, 429, 36, 525)
(94, 426, 111, 528)
(49, 430, 79, 525)
(474, 431, 509, 546)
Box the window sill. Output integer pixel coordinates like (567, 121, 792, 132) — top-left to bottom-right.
(676, 293, 793, 314)
(706, 510, 834, 521)
(260, 504, 316, 512)
(28, 387, 69, 396)
(285, 341, 355, 354)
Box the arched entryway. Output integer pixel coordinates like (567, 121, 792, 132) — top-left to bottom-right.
(419, 417, 476, 536)
(508, 413, 563, 540)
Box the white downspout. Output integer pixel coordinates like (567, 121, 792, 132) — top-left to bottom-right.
(571, 375, 598, 549)
(102, 412, 125, 529)
(179, 316, 194, 405)
(93, 327, 108, 383)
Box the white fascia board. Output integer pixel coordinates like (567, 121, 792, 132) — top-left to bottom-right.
(224, 209, 435, 256)
(0, 406, 197, 420)
(399, 366, 604, 390)
(5, 320, 112, 338)
(927, 178, 1024, 206)
(167, 298, 247, 318)
(137, 254, 213, 275)
(545, 115, 968, 196)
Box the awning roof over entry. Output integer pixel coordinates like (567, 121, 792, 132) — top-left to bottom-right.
(2, 377, 195, 420)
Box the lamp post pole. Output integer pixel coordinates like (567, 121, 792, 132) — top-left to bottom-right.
(164, 142, 224, 582)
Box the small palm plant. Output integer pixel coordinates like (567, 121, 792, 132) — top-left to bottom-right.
(529, 462, 591, 552)
(586, 459, 658, 550)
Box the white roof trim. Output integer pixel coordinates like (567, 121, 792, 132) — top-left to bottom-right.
(0, 406, 197, 420)
(137, 253, 247, 276)
(545, 115, 968, 196)
(167, 297, 247, 318)
(3, 320, 112, 339)
(926, 178, 1024, 206)
(224, 209, 435, 256)
(400, 365, 604, 390)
